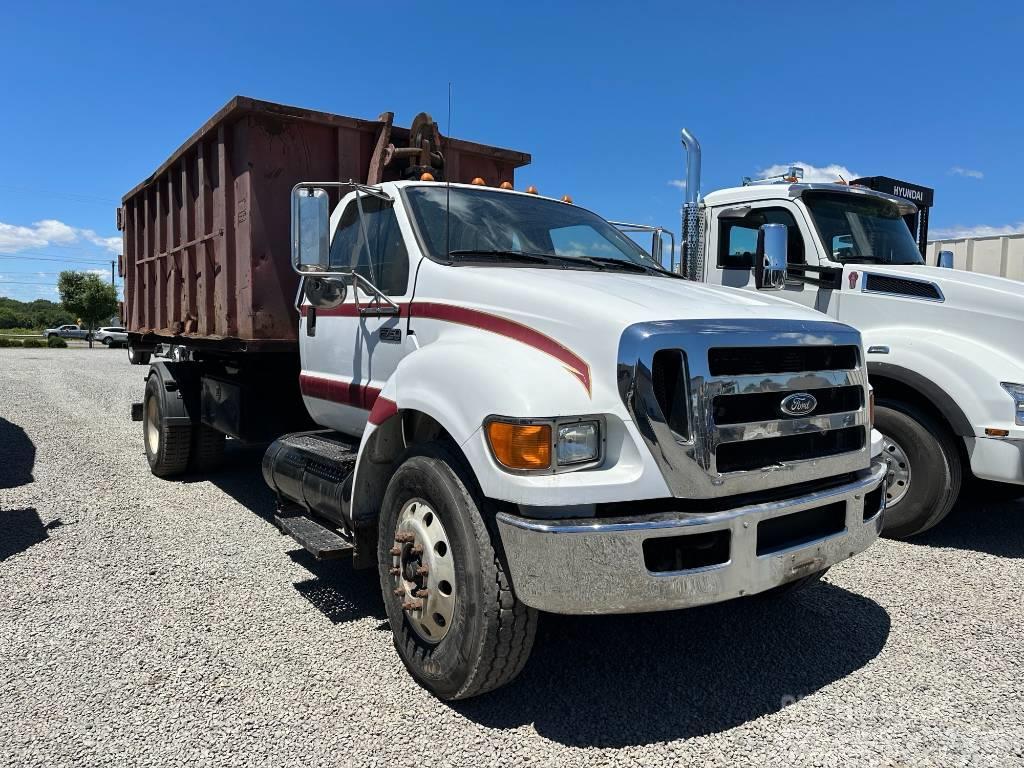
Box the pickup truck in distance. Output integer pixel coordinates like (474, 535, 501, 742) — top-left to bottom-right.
(122, 98, 886, 699)
(672, 129, 1024, 539)
(45, 324, 89, 340)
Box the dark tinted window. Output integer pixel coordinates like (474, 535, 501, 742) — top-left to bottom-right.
(718, 207, 804, 269)
(329, 197, 410, 295)
(803, 191, 923, 265)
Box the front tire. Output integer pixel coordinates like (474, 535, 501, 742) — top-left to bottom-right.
(143, 374, 191, 477)
(378, 442, 537, 700)
(875, 400, 962, 539)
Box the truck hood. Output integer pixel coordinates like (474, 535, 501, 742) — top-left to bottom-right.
(420, 264, 830, 327)
(852, 263, 1024, 322)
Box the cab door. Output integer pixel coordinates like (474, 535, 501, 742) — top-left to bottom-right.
(299, 192, 416, 436)
(706, 200, 833, 314)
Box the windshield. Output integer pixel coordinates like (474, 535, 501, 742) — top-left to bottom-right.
(803, 191, 924, 266)
(403, 186, 662, 270)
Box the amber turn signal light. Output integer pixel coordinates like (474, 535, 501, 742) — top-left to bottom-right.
(486, 421, 551, 470)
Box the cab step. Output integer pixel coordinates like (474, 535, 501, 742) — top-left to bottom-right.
(274, 514, 354, 560)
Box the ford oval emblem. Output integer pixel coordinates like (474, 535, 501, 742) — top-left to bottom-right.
(780, 392, 818, 417)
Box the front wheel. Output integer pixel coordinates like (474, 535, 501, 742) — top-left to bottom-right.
(102, 337, 112, 346)
(378, 442, 537, 700)
(875, 400, 962, 539)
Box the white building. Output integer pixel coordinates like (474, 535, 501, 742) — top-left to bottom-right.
(927, 233, 1024, 281)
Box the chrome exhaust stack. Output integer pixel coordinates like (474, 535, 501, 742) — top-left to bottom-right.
(680, 128, 703, 280)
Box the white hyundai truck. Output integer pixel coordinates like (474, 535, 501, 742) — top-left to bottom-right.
(669, 129, 1024, 538)
(122, 98, 885, 699)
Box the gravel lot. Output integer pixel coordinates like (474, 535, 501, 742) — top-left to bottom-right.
(2, 347, 1023, 767)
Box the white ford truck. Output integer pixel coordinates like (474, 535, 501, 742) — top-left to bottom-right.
(123, 99, 885, 699)
(670, 129, 1024, 539)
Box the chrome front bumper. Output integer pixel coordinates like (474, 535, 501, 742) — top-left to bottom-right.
(496, 460, 886, 614)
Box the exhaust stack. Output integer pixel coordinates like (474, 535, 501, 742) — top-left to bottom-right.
(680, 128, 703, 280)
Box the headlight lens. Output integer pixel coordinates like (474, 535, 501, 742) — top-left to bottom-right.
(1000, 382, 1024, 426)
(556, 421, 600, 465)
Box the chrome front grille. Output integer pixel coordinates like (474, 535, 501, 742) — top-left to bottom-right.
(618, 319, 870, 499)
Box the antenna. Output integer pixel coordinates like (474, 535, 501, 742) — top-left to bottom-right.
(445, 82, 452, 261)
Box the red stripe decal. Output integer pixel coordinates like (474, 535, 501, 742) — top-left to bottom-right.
(368, 396, 398, 426)
(299, 373, 380, 410)
(411, 302, 592, 395)
(299, 301, 591, 395)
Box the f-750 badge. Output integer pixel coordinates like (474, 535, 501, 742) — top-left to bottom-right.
(379, 327, 402, 343)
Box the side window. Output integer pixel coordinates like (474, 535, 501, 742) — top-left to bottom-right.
(328, 197, 410, 296)
(717, 207, 804, 269)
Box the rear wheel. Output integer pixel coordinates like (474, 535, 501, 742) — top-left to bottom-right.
(128, 344, 151, 365)
(189, 424, 225, 472)
(378, 442, 537, 700)
(143, 374, 191, 477)
(875, 400, 962, 539)
(102, 337, 112, 347)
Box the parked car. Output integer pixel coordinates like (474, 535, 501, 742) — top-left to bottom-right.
(93, 327, 128, 346)
(44, 324, 89, 340)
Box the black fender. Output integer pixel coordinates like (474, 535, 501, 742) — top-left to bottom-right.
(146, 361, 201, 428)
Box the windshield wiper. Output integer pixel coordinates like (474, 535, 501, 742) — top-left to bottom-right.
(448, 249, 555, 264)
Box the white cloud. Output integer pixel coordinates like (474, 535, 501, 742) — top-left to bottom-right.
(86, 268, 108, 277)
(0, 218, 120, 255)
(668, 179, 687, 190)
(755, 161, 860, 184)
(949, 166, 984, 179)
(931, 222, 1024, 240)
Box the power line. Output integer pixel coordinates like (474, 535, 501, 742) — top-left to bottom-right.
(0, 253, 113, 265)
(0, 183, 119, 205)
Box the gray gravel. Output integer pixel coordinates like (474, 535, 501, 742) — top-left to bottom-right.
(2, 347, 1023, 767)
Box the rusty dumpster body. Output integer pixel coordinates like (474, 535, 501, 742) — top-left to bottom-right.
(119, 96, 530, 350)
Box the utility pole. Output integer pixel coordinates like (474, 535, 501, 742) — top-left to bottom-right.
(111, 259, 115, 287)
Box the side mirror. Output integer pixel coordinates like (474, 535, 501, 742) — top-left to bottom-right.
(755, 223, 788, 290)
(291, 187, 330, 272)
(304, 276, 348, 309)
(937, 250, 954, 269)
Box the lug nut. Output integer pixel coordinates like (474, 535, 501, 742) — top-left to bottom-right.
(415, 565, 429, 577)
(409, 544, 424, 556)
(389, 567, 400, 576)
(402, 600, 423, 611)
(393, 587, 405, 597)
(414, 589, 429, 598)
(389, 546, 402, 556)
(394, 531, 416, 544)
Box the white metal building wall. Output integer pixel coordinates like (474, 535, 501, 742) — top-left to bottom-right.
(927, 233, 1024, 281)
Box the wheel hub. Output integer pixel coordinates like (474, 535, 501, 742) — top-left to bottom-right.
(145, 396, 160, 456)
(881, 434, 912, 506)
(390, 499, 456, 643)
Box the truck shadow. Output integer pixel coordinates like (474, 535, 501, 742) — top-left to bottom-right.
(201, 441, 387, 624)
(0, 417, 36, 490)
(0, 508, 62, 562)
(454, 583, 890, 747)
(912, 487, 1024, 558)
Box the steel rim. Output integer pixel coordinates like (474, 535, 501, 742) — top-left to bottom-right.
(389, 498, 456, 644)
(881, 434, 912, 506)
(145, 395, 160, 457)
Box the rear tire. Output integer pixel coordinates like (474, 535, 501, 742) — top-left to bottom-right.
(128, 344, 152, 366)
(102, 337, 112, 347)
(875, 400, 962, 539)
(189, 425, 225, 472)
(143, 374, 191, 477)
(378, 441, 537, 700)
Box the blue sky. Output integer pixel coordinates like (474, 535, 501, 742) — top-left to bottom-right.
(2, 1, 1022, 302)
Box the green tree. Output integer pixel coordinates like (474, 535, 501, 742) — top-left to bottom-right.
(57, 272, 119, 348)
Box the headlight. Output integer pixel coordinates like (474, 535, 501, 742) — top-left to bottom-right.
(485, 416, 603, 473)
(556, 421, 600, 465)
(1000, 382, 1024, 426)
